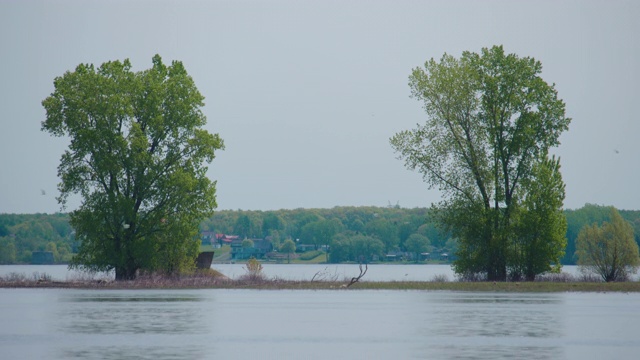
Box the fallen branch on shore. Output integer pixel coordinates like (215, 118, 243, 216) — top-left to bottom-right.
(347, 263, 368, 288)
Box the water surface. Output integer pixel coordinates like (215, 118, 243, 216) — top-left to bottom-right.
(1, 289, 638, 359)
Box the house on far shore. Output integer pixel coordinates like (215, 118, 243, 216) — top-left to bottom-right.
(200, 231, 218, 247)
(215, 234, 239, 247)
(201, 232, 242, 248)
(230, 238, 273, 260)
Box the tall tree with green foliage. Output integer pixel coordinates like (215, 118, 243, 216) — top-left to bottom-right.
(391, 45, 570, 281)
(0, 237, 17, 264)
(404, 233, 430, 263)
(301, 218, 343, 255)
(42, 55, 224, 280)
(364, 218, 399, 252)
(280, 239, 296, 264)
(511, 157, 567, 280)
(234, 214, 253, 239)
(576, 208, 640, 282)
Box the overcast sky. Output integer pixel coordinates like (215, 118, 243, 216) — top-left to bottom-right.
(1, 0, 638, 214)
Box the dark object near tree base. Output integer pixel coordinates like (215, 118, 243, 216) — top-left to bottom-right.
(196, 251, 214, 269)
(32, 251, 54, 265)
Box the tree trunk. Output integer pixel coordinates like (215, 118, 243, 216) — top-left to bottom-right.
(115, 266, 137, 280)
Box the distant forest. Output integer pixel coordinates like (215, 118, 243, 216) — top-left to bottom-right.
(1, 204, 639, 265)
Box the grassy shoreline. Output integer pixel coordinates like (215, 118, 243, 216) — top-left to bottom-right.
(2, 272, 640, 292)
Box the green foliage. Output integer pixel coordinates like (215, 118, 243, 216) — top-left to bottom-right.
(242, 257, 264, 281)
(0, 237, 17, 264)
(563, 204, 640, 264)
(0, 224, 9, 237)
(576, 208, 640, 282)
(405, 234, 430, 262)
(280, 239, 297, 254)
(300, 218, 344, 254)
(391, 46, 570, 281)
(241, 239, 254, 248)
(0, 213, 75, 264)
(41, 55, 223, 280)
(280, 239, 297, 263)
(364, 218, 399, 252)
(5, 205, 640, 267)
(234, 215, 253, 238)
(510, 157, 567, 280)
(329, 233, 384, 263)
(262, 213, 284, 238)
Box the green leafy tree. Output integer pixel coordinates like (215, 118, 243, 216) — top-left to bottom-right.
(391, 46, 570, 281)
(242, 239, 254, 248)
(0, 224, 9, 237)
(0, 237, 17, 264)
(329, 234, 352, 263)
(351, 234, 384, 263)
(564, 204, 619, 264)
(511, 157, 567, 280)
(364, 218, 399, 252)
(576, 208, 640, 282)
(262, 213, 284, 238)
(234, 214, 253, 238)
(301, 219, 343, 257)
(280, 239, 296, 264)
(42, 55, 224, 280)
(45, 242, 60, 263)
(404, 233, 430, 263)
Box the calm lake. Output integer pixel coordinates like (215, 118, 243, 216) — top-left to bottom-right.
(1, 288, 639, 359)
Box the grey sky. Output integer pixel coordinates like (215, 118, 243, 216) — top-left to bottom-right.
(1, 0, 638, 214)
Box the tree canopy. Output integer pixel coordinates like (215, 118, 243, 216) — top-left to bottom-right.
(41, 55, 223, 280)
(391, 46, 571, 281)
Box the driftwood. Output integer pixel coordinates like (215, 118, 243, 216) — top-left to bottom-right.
(346, 263, 368, 287)
(310, 267, 340, 282)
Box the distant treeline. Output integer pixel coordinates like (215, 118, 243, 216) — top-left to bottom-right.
(0, 213, 75, 264)
(1, 204, 638, 265)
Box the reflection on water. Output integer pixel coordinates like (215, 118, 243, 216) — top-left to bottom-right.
(63, 345, 205, 360)
(429, 345, 558, 360)
(1, 289, 639, 359)
(417, 293, 563, 359)
(64, 294, 203, 303)
(52, 291, 209, 359)
(425, 293, 562, 338)
(57, 292, 206, 335)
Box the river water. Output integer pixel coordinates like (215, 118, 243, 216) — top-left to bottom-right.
(2, 265, 639, 359)
(1, 288, 639, 359)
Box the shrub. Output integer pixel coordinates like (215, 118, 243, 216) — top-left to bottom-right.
(430, 274, 449, 283)
(238, 257, 265, 282)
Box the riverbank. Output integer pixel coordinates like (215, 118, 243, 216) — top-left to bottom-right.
(2, 272, 640, 292)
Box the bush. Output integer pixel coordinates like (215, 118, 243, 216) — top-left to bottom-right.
(238, 257, 265, 282)
(430, 274, 449, 283)
(456, 272, 487, 282)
